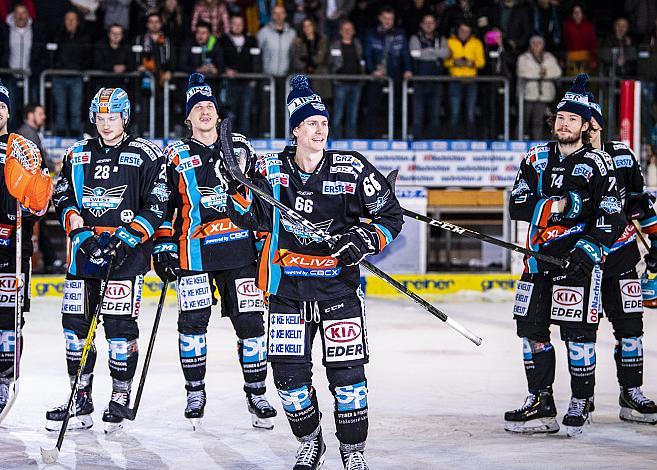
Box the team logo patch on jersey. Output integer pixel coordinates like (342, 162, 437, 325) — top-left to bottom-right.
(511, 179, 530, 196)
(613, 155, 634, 168)
(571, 163, 593, 181)
(280, 218, 332, 245)
(199, 186, 227, 211)
(600, 196, 622, 214)
(365, 189, 390, 214)
(322, 180, 356, 195)
(81, 185, 127, 217)
(118, 152, 143, 167)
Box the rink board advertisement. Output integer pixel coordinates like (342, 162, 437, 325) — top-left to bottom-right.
(30, 273, 518, 299)
(44, 139, 532, 188)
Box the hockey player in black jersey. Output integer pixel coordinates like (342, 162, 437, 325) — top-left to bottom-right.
(222, 75, 403, 470)
(506, 75, 626, 436)
(155, 73, 276, 430)
(47, 87, 167, 432)
(586, 93, 657, 424)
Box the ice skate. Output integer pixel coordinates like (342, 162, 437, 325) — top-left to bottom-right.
(185, 389, 206, 430)
(504, 390, 559, 433)
(619, 387, 657, 424)
(246, 392, 277, 429)
(293, 428, 326, 470)
(45, 375, 94, 432)
(563, 397, 593, 437)
(102, 380, 131, 434)
(340, 448, 369, 470)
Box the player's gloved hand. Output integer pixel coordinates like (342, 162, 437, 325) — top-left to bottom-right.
(102, 225, 143, 268)
(69, 227, 109, 277)
(216, 151, 243, 195)
(330, 225, 380, 266)
(563, 236, 603, 281)
(625, 191, 656, 220)
(644, 236, 657, 273)
(153, 237, 180, 282)
(562, 190, 591, 219)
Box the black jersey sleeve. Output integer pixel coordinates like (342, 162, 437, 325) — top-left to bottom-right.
(53, 145, 82, 235)
(509, 146, 555, 227)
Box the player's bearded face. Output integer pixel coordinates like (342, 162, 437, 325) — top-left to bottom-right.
(96, 112, 124, 143)
(0, 103, 8, 132)
(553, 111, 587, 145)
(294, 116, 329, 152)
(189, 101, 219, 132)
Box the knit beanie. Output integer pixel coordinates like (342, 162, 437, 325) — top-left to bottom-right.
(287, 75, 329, 131)
(586, 92, 605, 129)
(556, 73, 591, 121)
(0, 79, 10, 114)
(185, 73, 218, 117)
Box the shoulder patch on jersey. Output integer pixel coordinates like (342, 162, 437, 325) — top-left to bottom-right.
(331, 152, 364, 174)
(524, 145, 549, 169)
(612, 141, 629, 151)
(257, 153, 283, 176)
(163, 140, 190, 163)
(572, 163, 594, 181)
(128, 138, 161, 161)
(583, 151, 608, 176)
(613, 154, 634, 168)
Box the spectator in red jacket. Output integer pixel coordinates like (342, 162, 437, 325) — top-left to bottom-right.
(563, 2, 598, 75)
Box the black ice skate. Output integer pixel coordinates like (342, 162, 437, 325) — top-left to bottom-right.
(293, 428, 326, 470)
(504, 390, 559, 434)
(102, 380, 131, 434)
(340, 448, 369, 470)
(246, 392, 277, 430)
(619, 387, 657, 424)
(45, 375, 94, 431)
(185, 389, 206, 430)
(562, 397, 593, 437)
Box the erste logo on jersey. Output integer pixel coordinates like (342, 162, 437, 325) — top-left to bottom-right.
(571, 163, 593, 181)
(118, 152, 143, 167)
(613, 155, 634, 168)
(281, 218, 332, 245)
(322, 180, 356, 195)
(175, 154, 202, 172)
(71, 152, 91, 165)
(81, 185, 127, 217)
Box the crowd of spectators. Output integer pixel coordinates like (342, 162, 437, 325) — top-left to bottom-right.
(1, 0, 657, 141)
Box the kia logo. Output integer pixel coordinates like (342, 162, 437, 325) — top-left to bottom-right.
(324, 321, 361, 343)
(553, 288, 582, 306)
(0, 277, 17, 292)
(621, 282, 641, 297)
(237, 280, 260, 297)
(106, 284, 131, 300)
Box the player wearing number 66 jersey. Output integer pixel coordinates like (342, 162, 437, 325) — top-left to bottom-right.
(155, 73, 277, 430)
(506, 75, 626, 437)
(49, 87, 166, 432)
(223, 75, 403, 470)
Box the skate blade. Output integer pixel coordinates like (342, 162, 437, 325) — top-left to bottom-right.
(103, 421, 124, 434)
(504, 417, 560, 434)
(566, 425, 584, 437)
(45, 415, 93, 432)
(620, 407, 657, 424)
(188, 417, 203, 431)
(40, 446, 60, 464)
(251, 414, 274, 430)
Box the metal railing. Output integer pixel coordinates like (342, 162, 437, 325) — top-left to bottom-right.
(39, 69, 156, 137)
(0, 68, 31, 106)
(163, 72, 275, 138)
(402, 75, 510, 141)
(284, 73, 394, 140)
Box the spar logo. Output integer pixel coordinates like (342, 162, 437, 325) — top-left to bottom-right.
(621, 281, 641, 297)
(236, 279, 260, 297)
(325, 321, 361, 343)
(106, 283, 131, 300)
(553, 288, 582, 305)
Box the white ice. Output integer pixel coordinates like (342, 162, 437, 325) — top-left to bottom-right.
(1, 296, 656, 469)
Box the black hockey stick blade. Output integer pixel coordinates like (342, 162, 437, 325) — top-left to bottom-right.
(219, 120, 482, 346)
(109, 280, 169, 420)
(386, 169, 398, 191)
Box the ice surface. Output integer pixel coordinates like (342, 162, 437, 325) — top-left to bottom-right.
(1, 296, 656, 469)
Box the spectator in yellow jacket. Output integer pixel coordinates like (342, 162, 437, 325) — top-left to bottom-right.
(444, 21, 485, 137)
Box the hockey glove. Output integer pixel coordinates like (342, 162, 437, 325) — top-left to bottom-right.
(562, 190, 591, 219)
(217, 151, 243, 195)
(625, 191, 656, 220)
(563, 236, 603, 281)
(69, 227, 109, 278)
(153, 237, 180, 282)
(102, 225, 143, 268)
(644, 236, 657, 273)
(330, 225, 380, 266)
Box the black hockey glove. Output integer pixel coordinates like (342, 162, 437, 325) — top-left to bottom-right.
(330, 225, 380, 266)
(562, 190, 591, 219)
(102, 225, 143, 268)
(644, 236, 657, 273)
(69, 227, 110, 278)
(216, 150, 243, 195)
(625, 191, 656, 220)
(563, 236, 602, 281)
(153, 237, 180, 282)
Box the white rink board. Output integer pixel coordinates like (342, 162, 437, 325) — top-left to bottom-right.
(1, 297, 657, 469)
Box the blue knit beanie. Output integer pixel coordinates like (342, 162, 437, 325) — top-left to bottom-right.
(287, 75, 329, 131)
(556, 73, 591, 121)
(0, 79, 10, 114)
(586, 92, 605, 129)
(185, 73, 217, 117)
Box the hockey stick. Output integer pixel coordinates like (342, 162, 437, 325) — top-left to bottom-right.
(0, 200, 23, 424)
(631, 221, 650, 251)
(219, 119, 482, 346)
(41, 257, 116, 464)
(108, 279, 169, 420)
(384, 171, 568, 269)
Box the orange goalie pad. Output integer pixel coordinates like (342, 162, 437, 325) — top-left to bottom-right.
(4, 133, 53, 213)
